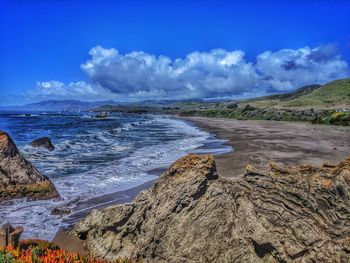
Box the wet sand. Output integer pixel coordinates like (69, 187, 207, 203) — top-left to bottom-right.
(182, 117, 350, 177)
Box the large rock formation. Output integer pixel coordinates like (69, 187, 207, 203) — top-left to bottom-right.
(71, 154, 350, 262)
(0, 130, 59, 201)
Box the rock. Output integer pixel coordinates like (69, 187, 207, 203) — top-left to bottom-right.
(0, 223, 23, 248)
(30, 137, 55, 151)
(51, 207, 72, 216)
(95, 112, 108, 119)
(0, 130, 59, 201)
(70, 154, 350, 262)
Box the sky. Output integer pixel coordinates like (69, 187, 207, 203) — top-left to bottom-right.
(0, 0, 350, 105)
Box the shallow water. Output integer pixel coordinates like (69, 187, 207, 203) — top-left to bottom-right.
(0, 111, 231, 240)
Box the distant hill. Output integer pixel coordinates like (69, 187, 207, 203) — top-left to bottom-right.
(0, 98, 211, 112)
(240, 78, 350, 109)
(179, 78, 350, 125)
(281, 78, 350, 108)
(0, 100, 118, 112)
(249, 84, 322, 102)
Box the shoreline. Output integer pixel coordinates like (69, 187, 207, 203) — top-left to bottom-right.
(51, 117, 232, 244)
(58, 118, 232, 230)
(181, 117, 350, 177)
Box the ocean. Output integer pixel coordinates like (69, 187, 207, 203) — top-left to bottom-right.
(0, 111, 231, 240)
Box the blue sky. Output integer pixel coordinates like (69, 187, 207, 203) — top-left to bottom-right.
(1, 0, 350, 105)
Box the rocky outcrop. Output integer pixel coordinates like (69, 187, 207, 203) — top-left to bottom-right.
(30, 137, 55, 151)
(0, 131, 59, 201)
(0, 224, 23, 248)
(70, 153, 350, 262)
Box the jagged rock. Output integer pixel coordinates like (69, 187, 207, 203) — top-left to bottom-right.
(0, 130, 59, 201)
(30, 137, 55, 151)
(70, 154, 350, 262)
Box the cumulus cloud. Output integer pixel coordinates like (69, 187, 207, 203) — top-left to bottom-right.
(33, 44, 349, 101)
(256, 45, 349, 92)
(80, 46, 260, 99)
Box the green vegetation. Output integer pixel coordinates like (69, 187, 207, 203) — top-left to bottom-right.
(179, 107, 350, 126)
(179, 78, 350, 125)
(22, 181, 56, 195)
(1, 239, 140, 262)
(284, 78, 350, 108)
(239, 78, 350, 109)
(317, 111, 350, 125)
(0, 251, 15, 263)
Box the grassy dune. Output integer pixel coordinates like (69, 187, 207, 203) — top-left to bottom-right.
(240, 78, 350, 109)
(281, 78, 350, 108)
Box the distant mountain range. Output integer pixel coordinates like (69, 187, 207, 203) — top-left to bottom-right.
(0, 100, 118, 111)
(0, 98, 225, 112)
(1, 78, 349, 112)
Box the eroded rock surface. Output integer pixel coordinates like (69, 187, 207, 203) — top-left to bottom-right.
(71, 154, 350, 262)
(0, 130, 59, 201)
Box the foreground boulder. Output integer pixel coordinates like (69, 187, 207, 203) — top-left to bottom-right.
(30, 137, 55, 151)
(71, 154, 350, 262)
(0, 131, 59, 201)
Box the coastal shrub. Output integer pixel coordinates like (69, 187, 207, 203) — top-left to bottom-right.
(19, 239, 59, 251)
(0, 241, 141, 263)
(319, 111, 350, 126)
(0, 251, 15, 263)
(22, 181, 57, 195)
(179, 108, 350, 126)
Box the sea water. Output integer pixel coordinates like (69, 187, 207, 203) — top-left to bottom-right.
(0, 111, 231, 240)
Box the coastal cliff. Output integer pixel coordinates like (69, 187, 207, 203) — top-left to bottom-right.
(0, 130, 59, 201)
(71, 154, 350, 262)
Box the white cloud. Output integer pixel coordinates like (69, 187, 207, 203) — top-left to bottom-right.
(256, 45, 349, 91)
(80, 46, 260, 99)
(38, 80, 64, 90)
(32, 44, 349, 101)
(31, 80, 114, 101)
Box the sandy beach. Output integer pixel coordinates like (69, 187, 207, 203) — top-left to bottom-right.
(183, 117, 350, 178)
